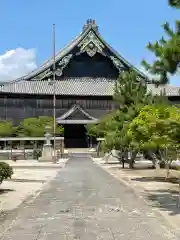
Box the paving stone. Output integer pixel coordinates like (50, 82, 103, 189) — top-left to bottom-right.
(0, 153, 179, 239)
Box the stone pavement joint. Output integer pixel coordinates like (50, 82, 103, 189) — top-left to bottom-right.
(0, 154, 179, 239)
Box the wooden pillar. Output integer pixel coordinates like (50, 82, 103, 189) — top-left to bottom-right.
(4, 140, 6, 149)
(60, 139, 64, 158)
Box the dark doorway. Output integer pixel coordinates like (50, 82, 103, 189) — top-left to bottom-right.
(64, 124, 88, 148)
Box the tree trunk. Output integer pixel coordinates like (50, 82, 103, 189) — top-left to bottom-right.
(177, 177, 180, 208)
(129, 151, 137, 169)
(165, 161, 170, 180)
(151, 151, 160, 169)
(118, 151, 124, 168)
(104, 152, 110, 164)
(122, 156, 125, 169)
(160, 148, 170, 179)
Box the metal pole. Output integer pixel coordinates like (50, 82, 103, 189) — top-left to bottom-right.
(53, 23, 56, 163)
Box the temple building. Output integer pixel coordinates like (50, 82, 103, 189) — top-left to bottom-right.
(0, 19, 179, 148)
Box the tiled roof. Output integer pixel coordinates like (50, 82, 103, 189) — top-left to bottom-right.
(147, 84, 180, 96)
(0, 78, 115, 96)
(0, 78, 179, 97)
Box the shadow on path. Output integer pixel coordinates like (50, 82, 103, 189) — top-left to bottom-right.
(0, 188, 14, 195)
(131, 176, 180, 216)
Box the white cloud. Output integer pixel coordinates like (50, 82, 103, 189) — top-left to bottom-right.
(0, 48, 37, 82)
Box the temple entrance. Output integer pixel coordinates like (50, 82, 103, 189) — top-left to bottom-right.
(64, 124, 88, 148)
(56, 104, 98, 148)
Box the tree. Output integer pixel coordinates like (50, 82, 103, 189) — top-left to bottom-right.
(87, 123, 99, 138)
(128, 104, 180, 171)
(0, 120, 16, 137)
(87, 109, 120, 139)
(96, 70, 156, 168)
(169, 0, 180, 8)
(18, 116, 64, 137)
(142, 1, 180, 84)
(114, 71, 154, 109)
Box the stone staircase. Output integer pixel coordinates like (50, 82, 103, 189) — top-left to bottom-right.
(64, 148, 97, 157)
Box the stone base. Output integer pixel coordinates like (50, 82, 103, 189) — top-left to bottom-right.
(38, 144, 53, 162)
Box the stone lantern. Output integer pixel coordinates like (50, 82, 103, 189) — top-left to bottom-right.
(38, 126, 53, 162)
(44, 126, 52, 146)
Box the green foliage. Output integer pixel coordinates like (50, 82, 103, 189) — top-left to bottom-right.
(0, 120, 16, 137)
(128, 103, 180, 172)
(169, 0, 180, 8)
(99, 70, 157, 152)
(128, 104, 180, 152)
(114, 71, 154, 109)
(87, 123, 98, 137)
(18, 116, 64, 137)
(0, 162, 13, 184)
(142, 2, 180, 84)
(87, 111, 119, 138)
(87, 122, 105, 138)
(92, 0, 180, 170)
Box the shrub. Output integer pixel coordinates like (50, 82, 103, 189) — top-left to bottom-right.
(0, 162, 13, 184)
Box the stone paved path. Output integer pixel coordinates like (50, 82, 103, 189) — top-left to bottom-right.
(0, 154, 179, 239)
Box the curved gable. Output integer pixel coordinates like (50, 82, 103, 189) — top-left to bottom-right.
(56, 104, 98, 124)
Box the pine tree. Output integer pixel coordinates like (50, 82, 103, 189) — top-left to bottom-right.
(101, 71, 157, 168)
(142, 1, 180, 84)
(169, 0, 180, 8)
(114, 71, 154, 111)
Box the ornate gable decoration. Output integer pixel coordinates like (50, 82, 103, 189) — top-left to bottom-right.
(110, 56, 125, 72)
(35, 68, 52, 80)
(78, 31, 105, 57)
(56, 54, 73, 76)
(34, 54, 73, 80)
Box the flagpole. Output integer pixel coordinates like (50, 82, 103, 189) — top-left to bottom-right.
(53, 23, 56, 163)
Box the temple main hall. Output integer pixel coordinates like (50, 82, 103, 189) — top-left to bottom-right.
(0, 19, 179, 148)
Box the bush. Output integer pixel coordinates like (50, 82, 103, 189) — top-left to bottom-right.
(0, 162, 13, 184)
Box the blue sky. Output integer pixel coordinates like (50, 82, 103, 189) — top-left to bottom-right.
(0, 0, 179, 84)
